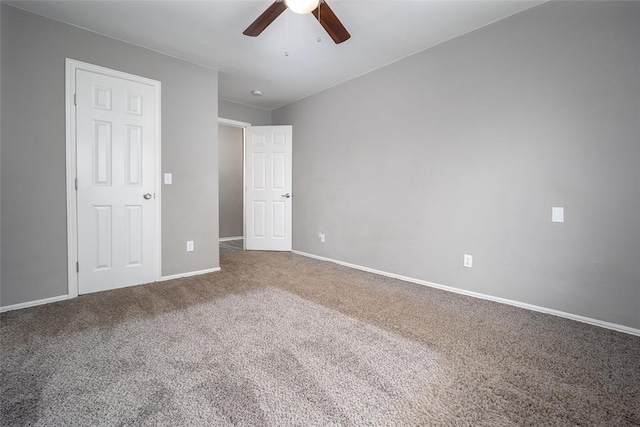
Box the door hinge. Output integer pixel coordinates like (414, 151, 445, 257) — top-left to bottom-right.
(76, 261, 79, 273)
(74, 93, 77, 106)
(75, 178, 78, 190)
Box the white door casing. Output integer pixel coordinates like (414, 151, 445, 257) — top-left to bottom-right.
(68, 61, 161, 295)
(245, 126, 292, 251)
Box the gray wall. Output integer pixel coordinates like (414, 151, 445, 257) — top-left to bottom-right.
(219, 99, 271, 126)
(273, 1, 640, 329)
(0, 3, 3, 297)
(218, 124, 244, 239)
(1, 5, 219, 306)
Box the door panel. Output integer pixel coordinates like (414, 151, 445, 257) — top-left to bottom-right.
(76, 69, 158, 294)
(252, 201, 266, 238)
(272, 202, 286, 238)
(125, 126, 143, 186)
(245, 126, 292, 251)
(93, 121, 112, 185)
(124, 205, 143, 266)
(94, 206, 112, 270)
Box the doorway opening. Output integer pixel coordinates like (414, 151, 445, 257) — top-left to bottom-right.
(217, 119, 293, 256)
(218, 118, 250, 253)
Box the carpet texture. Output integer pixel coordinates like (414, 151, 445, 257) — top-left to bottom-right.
(1, 251, 639, 426)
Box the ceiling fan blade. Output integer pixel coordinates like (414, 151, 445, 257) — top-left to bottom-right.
(312, 1, 351, 44)
(243, 1, 287, 37)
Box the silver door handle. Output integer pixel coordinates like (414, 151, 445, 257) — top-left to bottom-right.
(143, 193, 152, 200)
(281, 193, 291, 198)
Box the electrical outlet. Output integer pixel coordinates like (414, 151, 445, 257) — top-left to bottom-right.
(319, 232, 325, 243)
(164, 173, 173, 185)
(463, 254, 473, 268)
(186, 240, 194, 252)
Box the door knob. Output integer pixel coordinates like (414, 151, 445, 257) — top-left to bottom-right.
(281, 193, 291, 198)
(143, 193, 152, 200)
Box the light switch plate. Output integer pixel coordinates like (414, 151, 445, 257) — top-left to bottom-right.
(552, 207, 564, 223)
(463, 254, 473, 268)
(164, 173, 172, 185)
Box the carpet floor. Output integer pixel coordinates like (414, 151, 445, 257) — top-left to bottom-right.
(1, 251, 639, 426)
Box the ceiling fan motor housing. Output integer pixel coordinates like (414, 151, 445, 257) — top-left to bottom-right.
(243, 0, 350, 44)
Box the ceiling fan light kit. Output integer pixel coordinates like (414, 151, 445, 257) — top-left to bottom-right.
(285, 0, 320, 15)
(243, 0, 350, 44)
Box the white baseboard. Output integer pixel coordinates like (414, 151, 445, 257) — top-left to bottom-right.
(0, 295, 69, 313)
(159, 267, 221, 281)
(220, 236, 243, 242)
(1, 268, 223, 312)
(292, 250, 640, 337)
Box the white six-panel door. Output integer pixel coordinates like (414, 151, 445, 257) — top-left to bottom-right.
(76, 69, 158, 294)
(245, 126, 292, 251)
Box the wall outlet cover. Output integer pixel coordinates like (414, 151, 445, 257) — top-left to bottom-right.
(186, 240, 194, 252)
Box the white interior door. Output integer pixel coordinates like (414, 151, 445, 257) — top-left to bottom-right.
(76, 69, 158, 294)
(245, 126, 292, 251)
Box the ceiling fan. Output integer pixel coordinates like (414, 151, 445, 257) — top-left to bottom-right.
(243, 0, 351, 44)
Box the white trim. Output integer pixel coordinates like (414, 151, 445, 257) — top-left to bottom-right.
(218, 117, 251, 128)
(292, 250, 640, 337)
(1, 265, 220, 309)
(242, 127, 247, 251)
(159, 267, 221, 281)
(220, 236, 244, 242)
(1, 295, 69, 313)
(65, 60, 78, 299)
(156, 85, 163, 285)
(65, 58, 162, 299)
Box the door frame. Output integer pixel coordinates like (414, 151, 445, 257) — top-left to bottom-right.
(65, 58, 162, 298)
(218, 117, 251, 250)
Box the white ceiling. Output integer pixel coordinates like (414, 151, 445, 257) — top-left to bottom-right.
(7, 0, 544, 110)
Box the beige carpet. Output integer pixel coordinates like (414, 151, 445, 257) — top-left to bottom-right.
(1, 251, 639, 425)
